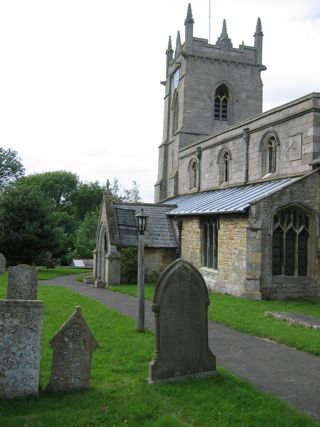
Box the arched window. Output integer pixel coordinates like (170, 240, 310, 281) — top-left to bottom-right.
(267, 137, 276, 173)
(214, 84, 229, 121)
(217, 148, 232, 184)
(223, 152, 230, 182)
(272, 206, 309, 276)
(261, 134, 278, 176)
(188, 159, 198, 190)
(172, 94, 179, 134)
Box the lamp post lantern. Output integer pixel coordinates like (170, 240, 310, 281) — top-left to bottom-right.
(135, 208, 148, 332)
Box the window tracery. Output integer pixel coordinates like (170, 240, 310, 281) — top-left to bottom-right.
(214, 84, 229, 121)
(272, 206, 309, 276)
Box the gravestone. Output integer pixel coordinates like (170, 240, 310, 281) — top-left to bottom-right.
(0, 300, 43, 399)
(0, 253, 6, 274)
(7, 264, 37, 300)
(149, 259, 216, 384)
(46, 306, 99, 392)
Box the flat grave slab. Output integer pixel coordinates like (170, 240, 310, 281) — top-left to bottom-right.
(265, 311, 320, 330)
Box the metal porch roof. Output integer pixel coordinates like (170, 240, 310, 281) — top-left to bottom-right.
(165, 178, 297, 216)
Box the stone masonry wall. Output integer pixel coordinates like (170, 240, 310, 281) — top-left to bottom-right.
(181, 217, 202, 269)
(207, 215, 248, 296)
(180, 215, 248, 297)
(177, 94, 319, 196)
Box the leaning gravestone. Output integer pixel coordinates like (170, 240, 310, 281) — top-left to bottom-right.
(149, 259, 216, 383)
(0, 253, 6, 274)
(0, 300, 43, 399)
(46, 306, 99, 392)
(7, 264, 37, 300)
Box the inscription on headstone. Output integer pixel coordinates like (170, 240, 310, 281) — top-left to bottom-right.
(0, 253, 6, 274)
(0, 300, 43, 399)
(46, 306, 99, 392)
(7, 264, 37, 300)
(149, 259, 216, 383)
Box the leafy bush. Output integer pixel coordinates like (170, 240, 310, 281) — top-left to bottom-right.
(120, 246, 137, 284)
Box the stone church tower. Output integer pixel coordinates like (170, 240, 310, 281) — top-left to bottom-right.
(155, 4, 265, 202)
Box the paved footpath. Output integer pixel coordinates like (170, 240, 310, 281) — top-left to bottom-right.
(41, 275, 320, 422)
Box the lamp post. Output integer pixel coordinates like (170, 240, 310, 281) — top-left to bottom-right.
(135, 208, 148, 332)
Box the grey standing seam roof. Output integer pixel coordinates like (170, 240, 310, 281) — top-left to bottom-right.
(112, 204, 178, 248)
(165, 178, 297, 216)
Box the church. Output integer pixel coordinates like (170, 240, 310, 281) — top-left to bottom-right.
(94, 4, 320, 300)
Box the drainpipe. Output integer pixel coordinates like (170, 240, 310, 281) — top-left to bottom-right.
(243, 128, 250, 183)
(196, 146, 202, 191)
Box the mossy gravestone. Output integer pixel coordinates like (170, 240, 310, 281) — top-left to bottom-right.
(0, 300, 43, 399)
(7, 264, 37, 300)
(46, 306, 98, 392)
(149, 259, 216, 383)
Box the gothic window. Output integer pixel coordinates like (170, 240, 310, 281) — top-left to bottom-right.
(214, 84, 229, 121)
(202, 218, 218, 269)
(218, 148, 232, 184)
(223, 152, 230, 182)
(261, 135, 277, 175)
(172, 68, 180, 89)
(267, 138, 276, 173)
(172, 95, 179, 133)
(272, 206, 309, 276)
(189, 159, 198, 189)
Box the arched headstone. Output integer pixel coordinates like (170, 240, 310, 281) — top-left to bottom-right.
(149, 259, 216, 383)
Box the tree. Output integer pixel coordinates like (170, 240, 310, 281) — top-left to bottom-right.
(0, 147, 25, 188)
(71, 182, 105, 221)
(73, 209, 99, 258)
(15, 171, 81, 263)
(0, 183, 61, 265)
(106, 178, 141, 203)
(122, 180, 141, 203)
(19, 171, 79, 210)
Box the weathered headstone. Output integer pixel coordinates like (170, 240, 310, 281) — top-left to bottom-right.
(149, 259, 216, 383)
(0, 253, 6, 274)
(0, 300, 43, 399)
(46, 306, 99, 392)
(7, 264, 37, 300)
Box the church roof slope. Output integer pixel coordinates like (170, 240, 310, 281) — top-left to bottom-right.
(112, 204, 177, 248)
(165, 178, 298, 216)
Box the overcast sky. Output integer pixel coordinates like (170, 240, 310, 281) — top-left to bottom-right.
(0, 0, 319, 202)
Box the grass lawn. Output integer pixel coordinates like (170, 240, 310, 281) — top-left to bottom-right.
(0, 268, 91, 288)
(109, 283, 320, 356)
(37, 267, 92, 280)
(0, 281, 318, 427)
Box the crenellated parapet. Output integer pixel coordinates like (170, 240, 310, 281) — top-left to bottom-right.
(165, 4, 266, 78)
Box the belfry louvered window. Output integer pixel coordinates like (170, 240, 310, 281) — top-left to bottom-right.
(272, 206, 309, 276)
(202, 218, 218, 269)
(214, 84, 229, 121)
